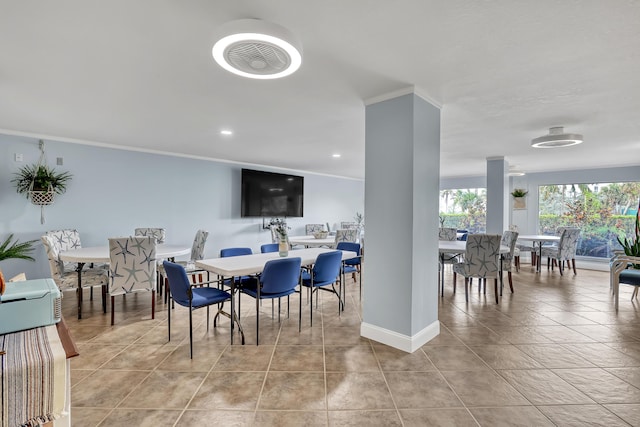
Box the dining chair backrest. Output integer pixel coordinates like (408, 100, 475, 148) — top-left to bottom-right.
(501, 230, 519, 257)
(335, 229, 358, 243)
(220, 247, 253, 257)
(261, 243, 279, 253)
(41, 235, 65, 282)
(312, 251, 343, 283)
(438, 227, 457, 241)
(260, 257, 302, 294)
(464, 234, 501, 278)
(45, 229, 82, 251)
(108, 236, 157, 296)
(336, 242, 361, 265)
(162, 260, 192, 307)
(305, 224, 325, 235)
(341, 222, 357, 230)
(134, 227, 166, 244)
(558, 228, 581, 259)
(189, 229, 209, 261)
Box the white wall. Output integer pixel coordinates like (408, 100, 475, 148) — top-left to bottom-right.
(0, 134, 364, 279)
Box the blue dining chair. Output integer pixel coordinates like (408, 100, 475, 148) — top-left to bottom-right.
(163, 261, 231, 358)
(240, 257, 302, 345)
(301, 251, 343, 326)
(260, 243, 279, 253)
(220, 247, 255, 287)
(336, 242, 362, 299)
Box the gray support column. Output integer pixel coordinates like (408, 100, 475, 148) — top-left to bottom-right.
(486, 157, 509, 234)
(360, 90, 440, 352)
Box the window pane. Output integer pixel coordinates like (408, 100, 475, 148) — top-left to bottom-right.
(538, 182, 640, 258)
(439, 188, 487, 233)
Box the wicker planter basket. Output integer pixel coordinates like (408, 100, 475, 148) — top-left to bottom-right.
(29, 190, 55, 206)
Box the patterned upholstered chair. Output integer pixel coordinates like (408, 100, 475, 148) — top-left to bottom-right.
(335, 229, 358, 244)
(340, 222, 358, 230)
(41, 234, 109, 314)
(108, 236, 157, 325)
(158, 229, 209, 302)
(134, 227, 166, 244)
(45, 229, 82, 270)
(511, 225, 535, 268)
(500, 230, 519, 293)
(305, 224, 325, 235)
(541, 228, 581, 275)
(453, 234, 502, 303)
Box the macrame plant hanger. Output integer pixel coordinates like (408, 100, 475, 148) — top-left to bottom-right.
(28, 140, 55, 224)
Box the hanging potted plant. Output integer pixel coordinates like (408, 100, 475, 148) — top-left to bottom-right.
(511, 188, 528, 209)
(11, 163, 72, 205)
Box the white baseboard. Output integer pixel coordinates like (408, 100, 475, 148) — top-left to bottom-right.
(360, 320, 440, 353)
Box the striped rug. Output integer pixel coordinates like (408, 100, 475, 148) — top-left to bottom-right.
(1, 325, 66, 427)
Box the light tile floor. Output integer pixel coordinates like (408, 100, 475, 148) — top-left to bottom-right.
(64, 263, 640, 426)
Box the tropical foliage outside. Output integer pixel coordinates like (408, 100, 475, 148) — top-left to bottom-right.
(539, 182, 640, 258)
(439, 188, 487, 233)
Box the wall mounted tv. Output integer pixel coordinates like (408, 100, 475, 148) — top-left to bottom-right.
(241, 168, 304, 217)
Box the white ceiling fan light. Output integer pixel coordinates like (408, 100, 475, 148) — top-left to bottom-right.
(212, 19, 303, 79)
(531, 126, 583, 148)
(508, 169, 526, 176)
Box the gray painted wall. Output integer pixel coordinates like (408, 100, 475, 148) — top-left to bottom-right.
(0, 134, 364, 279)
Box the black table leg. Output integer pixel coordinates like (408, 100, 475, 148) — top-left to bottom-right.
(76, 262, 86, 319)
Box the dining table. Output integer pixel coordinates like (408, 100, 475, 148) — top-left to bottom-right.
(59, 244, 191, 319)
(288, 235, 336, 248)
(516, 235, 561, 272)
(195, 247, 358, 344)
(438, 240, 510, 298)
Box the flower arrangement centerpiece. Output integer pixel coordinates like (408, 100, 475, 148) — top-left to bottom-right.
(269, 218, 290, 257)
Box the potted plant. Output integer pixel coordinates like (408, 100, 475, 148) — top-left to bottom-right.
(0, 234, 37, 295)
(269, 218, 290, 257)
(11, 163, 72, 205)
(617, 201, 640, 268)
(511, 188, 528, 209)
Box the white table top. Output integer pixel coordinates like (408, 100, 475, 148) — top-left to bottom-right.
(59, 244, 191, 263)
(517, 235, 561, 243)
(196, 247, 358, 277)
(438, 240, 510, 254)
(288, 235, 336, 247)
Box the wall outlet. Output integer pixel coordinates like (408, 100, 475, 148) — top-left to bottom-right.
(14, 153, 23, 162)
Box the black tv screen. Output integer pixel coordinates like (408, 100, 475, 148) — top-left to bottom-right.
(241, 169, 304, 217)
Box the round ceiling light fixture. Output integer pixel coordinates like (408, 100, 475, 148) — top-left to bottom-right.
(508, 169, 526, 177)
(212, 19, 302, 79)
(531, 126, 583, 148)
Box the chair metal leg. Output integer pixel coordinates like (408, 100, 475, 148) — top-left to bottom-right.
(90, 286, 93, 301)
(256, 296, 260, 346)
(189, 307, 193, 359)
(633, 288, 639, 300)
(167, 295, 171, 341)
(206, 306, 210, 331)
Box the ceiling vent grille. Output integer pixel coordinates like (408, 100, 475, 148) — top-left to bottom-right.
(225, 40, 290, 76)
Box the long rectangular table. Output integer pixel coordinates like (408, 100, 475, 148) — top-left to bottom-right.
(517, 235, 561, 272)
(59, 244, 190, 319)
(195, 248, 358, 344)
(288, 235, 336, 248)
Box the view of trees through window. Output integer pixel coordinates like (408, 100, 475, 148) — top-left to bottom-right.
(439, 188, 487, 233)
(539, 182, 640, 258)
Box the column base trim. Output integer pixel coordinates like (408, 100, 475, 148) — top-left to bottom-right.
(360, 320, 440, 353)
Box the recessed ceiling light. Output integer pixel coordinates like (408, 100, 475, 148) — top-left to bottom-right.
(531, 126, 583, 148)
(332, 154, 341, 158)
(220, 130, 233, 135)
(212, 19, 303, 80)
(508, 170, 526, 177)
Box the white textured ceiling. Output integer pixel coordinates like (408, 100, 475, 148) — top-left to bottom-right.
(1, 1, 639, 179)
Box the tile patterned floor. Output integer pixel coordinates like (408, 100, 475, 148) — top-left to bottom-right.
(63, 264, 640, 426)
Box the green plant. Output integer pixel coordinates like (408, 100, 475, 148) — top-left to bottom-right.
(354, 212, 364, 229)
(617, 200, 640, 261)
(0, 234, 37, 262)
(11, 164, 72, 198)
(269, 218, 289, 240)
(511, 188, 528, 198)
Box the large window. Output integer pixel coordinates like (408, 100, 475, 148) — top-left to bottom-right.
(538, 182, 640, 258)
(439, 188, 487, 233)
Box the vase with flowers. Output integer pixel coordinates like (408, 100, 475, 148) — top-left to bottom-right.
(270, 218, 290, 257)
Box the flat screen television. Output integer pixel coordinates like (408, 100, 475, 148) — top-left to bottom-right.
(241, 168, 304, 217)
